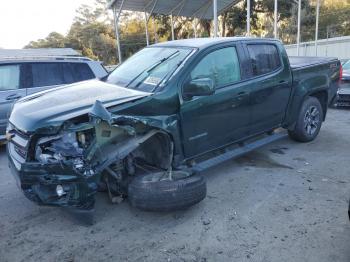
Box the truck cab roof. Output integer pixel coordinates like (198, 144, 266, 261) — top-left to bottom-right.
(152, 37, 281, 49)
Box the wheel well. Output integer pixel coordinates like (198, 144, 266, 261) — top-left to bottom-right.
(132, 132, 173, 170)
(309, 91, 328, 120)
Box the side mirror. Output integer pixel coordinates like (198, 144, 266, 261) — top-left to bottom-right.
(183, 77, 215, 100)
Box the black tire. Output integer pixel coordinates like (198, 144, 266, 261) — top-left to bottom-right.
(288, 96, 323, 142)
(128, 171, 206, 212)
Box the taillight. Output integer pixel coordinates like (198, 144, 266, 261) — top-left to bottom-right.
(339, 64, 343, 83)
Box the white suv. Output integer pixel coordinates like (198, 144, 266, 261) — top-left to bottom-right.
(0, 56, 108, 139)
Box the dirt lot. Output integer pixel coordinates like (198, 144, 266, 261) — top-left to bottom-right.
(0, 108, 349, 262)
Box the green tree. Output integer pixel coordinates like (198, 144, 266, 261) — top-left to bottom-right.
(25, 0, 350, 64)
(25, 32, 66, 48)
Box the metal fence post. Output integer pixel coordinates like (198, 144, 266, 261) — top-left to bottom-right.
(297, 0, 301, 56)
(213, 0, 218, 37)
(170, 14, 175, 41)
(113, 0, 125, 63)
(247, 0, 251, 36)
(144, 12, 150, 46)
(274, 0, 278, 38)
(315, 0, 320, 56)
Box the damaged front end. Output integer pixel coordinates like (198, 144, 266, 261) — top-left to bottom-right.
(8, 100, 174, 210)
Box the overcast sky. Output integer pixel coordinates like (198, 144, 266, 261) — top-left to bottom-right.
(0, 0, 96, 49)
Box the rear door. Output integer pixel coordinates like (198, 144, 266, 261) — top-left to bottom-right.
(0, 64, 26, 136)
(180, 44, 251, 157)
(244, 42, 292, 134)
(26, 62, 66, 95)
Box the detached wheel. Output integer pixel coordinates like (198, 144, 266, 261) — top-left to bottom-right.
(128, 171, 206, 212)
(288, 96, 323, 142)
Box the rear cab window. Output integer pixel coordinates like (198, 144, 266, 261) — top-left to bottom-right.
(247, 44, 281, 76)
(0, 64, 21, 90)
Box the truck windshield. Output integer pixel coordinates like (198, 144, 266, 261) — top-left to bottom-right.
(106, 47, 193, 92)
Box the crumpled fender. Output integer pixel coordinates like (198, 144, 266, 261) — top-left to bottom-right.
(89, 100, 184, 164)
(90, 100, 178, 130)
(81, 100, 172, 168)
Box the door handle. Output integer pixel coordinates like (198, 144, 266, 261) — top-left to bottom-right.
(236, 92, 247, 100)
(6, 94, 22, 101)
(232, 92, 248, 108)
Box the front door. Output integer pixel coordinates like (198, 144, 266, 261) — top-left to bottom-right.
(0, 64, 26, 136)
(180, 45, 251, 158)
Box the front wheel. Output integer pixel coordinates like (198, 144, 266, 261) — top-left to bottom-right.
(128, 171, 206, 212)
(288, 97, 323, 142)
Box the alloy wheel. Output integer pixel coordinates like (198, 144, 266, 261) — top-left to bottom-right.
(304, 105, 320, 136)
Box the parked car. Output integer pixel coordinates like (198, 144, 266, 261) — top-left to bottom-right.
(334, 59, 350, 106)
(0, 56, 108, 140)
(340, 59, 349, 65)
(7, 38, 341, 212)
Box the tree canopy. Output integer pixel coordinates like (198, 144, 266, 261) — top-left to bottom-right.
(25, 0, 350, 65)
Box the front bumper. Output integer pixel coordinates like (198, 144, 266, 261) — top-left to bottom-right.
(335, 93, 350, 107)
(7, 142, 97, 209)
(335, 82, 350, 107)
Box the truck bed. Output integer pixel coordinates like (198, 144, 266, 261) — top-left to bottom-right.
(289, 56, 340, 105)
(289, 56, 338, 69)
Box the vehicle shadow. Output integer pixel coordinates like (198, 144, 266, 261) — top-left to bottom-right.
(331, 106, 350, 111)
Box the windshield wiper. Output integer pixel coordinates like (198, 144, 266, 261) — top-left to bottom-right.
(125, 50, 180, 89)
(151, 58, 186, 93)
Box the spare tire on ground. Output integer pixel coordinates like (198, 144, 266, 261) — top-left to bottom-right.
(128, 171, 206, 212)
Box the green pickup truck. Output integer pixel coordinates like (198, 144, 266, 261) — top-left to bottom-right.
(7, 38, 341, 212)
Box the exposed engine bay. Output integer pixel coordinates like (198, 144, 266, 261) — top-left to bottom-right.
(31, 100, 174, 207)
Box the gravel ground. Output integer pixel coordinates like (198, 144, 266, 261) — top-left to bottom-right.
(0, 108, 349, 262)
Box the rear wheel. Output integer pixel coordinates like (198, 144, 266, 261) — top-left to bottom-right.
(288, 97, 323, 142)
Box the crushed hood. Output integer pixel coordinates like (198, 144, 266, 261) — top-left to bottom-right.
(10, 80, 150, 132)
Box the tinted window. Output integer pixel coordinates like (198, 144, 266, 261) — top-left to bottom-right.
(190, 47, 241, 88)
(71, 63, 95, 82)
(0, 64, 20, 90)
(247, 44, 281, 76)
(62, 63, 75, 84)
(31, 63, 64, 88)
